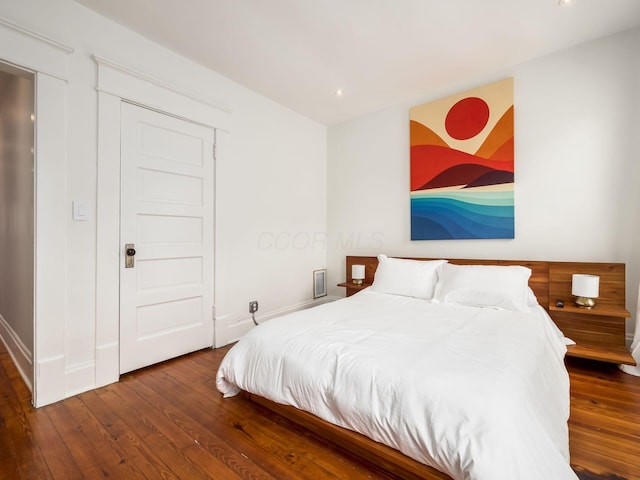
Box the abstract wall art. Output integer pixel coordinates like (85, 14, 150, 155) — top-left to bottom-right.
(410, 78, 514, 240)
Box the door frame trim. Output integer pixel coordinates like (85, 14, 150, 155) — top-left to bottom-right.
(0, 18, 73, 407)
(95, 56, 230, 388)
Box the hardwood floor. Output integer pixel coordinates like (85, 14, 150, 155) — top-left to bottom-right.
(1, 341, 639, 480)
(566, 357, 640, 480)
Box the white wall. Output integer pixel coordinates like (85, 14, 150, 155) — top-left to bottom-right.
(0, 0, 326, 405)
(327, 27, 640, 339)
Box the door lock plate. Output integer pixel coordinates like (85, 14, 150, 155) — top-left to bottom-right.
(125, 243, 136, 268)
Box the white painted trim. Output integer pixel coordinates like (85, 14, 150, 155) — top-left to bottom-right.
(65, 360, 97, 398)
(0, 314, 33, 392)
(93, 55, 232, 117)
(33, 73, 68, 407)
(0, 24, 71, 407)
(0, 16, 74, 54)
(94, 56, 231, 130)
(214, 296, 338, 347)
(95, 91, 122, 388)
(260, 296, 337, 321)
(95, 56, 231, 388)
(35, 354, 65, 407)
(95, 341, 118, 389)
(0, 16, 72, 81)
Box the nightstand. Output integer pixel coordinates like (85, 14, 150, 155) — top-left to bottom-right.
(337, 282, 371, 297)
(548, 303, 634, 365)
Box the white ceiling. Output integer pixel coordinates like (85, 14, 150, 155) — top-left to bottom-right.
(75, 0, 640, 125)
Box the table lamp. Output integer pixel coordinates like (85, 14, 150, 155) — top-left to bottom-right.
(352, 265, 365, 285)
(572, 274, 599, 309)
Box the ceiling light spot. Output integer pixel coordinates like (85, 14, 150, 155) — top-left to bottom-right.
(558, 0, 572, 6)
(335, 89, 344, 97)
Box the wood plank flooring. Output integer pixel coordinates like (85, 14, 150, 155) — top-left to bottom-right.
(1, 341, 639, 480)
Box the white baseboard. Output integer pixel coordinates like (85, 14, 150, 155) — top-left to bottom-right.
(215, 296, 340, 347)
(35, 354, 65, 407)
(65, 360, 97, 398)
(96, 341, 119, 388)
(0, 313, 33, 392)
(257, 295, 338, 322)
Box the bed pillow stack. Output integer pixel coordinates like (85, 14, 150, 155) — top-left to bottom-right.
(370, 255, 534, 311)
(370, 254, 446, 300)
(433, 263, 532, 312)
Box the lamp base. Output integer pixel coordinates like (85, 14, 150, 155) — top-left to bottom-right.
(574, 296, 596, 309)
(352, 279, 363, 286)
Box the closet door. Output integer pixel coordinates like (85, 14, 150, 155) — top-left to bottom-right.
(119, 102, 214, 374)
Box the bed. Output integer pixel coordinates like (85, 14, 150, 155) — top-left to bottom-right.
(216, 256, 582, 480)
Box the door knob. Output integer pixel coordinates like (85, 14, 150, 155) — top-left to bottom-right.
(125, 243, 136, 268)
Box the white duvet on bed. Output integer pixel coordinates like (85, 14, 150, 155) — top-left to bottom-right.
(216, 289, 578, 480)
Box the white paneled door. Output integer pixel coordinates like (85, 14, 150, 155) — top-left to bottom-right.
(119, 102, 215, 374)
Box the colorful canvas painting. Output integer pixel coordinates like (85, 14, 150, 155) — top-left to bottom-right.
(410, 78, 514, 240)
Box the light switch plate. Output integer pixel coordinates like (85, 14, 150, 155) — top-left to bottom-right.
(72, 200, 90, 221)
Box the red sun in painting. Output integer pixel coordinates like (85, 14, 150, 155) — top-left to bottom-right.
(445, 97, 489, 140)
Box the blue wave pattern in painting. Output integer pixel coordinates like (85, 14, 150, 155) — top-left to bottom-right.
(411, 190, 514, 240)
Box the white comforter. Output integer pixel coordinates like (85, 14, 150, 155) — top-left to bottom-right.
(216, 290, 578, 480)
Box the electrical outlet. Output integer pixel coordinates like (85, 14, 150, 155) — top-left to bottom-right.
(249, 301, 259, 314)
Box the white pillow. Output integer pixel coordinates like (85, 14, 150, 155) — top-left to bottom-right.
(371, 255, 447, 299)
(526, 287, 539, 306)
(433, 263, 532, 311)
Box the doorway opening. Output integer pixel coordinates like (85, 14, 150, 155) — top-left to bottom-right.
(0, 61, 35, 397)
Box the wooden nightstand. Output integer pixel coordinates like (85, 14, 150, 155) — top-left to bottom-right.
(548, 303, 634, 365)
(547, 262, 635, 366)
(337, 282, 371, 297)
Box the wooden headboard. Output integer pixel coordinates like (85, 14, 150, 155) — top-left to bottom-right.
(344, 255, 632, 365)
(345, 256, 626, 312)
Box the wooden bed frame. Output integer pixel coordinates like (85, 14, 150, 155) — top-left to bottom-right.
(244, 256, 631, 480)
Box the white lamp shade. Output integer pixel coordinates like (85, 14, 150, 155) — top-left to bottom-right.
(572, 274, 599, 298)
(352, 264, 365, 280)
